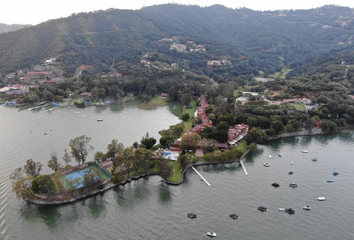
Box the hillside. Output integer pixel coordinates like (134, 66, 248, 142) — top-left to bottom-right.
(0, 23, 29, 34)
(0, 4, 354, 77)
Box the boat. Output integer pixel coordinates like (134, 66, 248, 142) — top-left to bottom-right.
(200, 177, 204, 181)
(258, 206, 268, 212)
(279, 208, 286, 211)
(333, 171, 339, 176)
(269, 155, 272, 158)
(285, 208, 296, 214)
(311, 158, 318, 162)
(97, 119, 103, 122)
(278, 154, 282, 157)
(81, 115, 85, 118)
(263, 162, 270, 167)
(289, 183, 298, 188)
(187, 213, 197, 218)
(288, 171, 293, 175)
(206, 231, 217, 237)
(271, 183, 280, 187)
(229, 213, 239, 219)
(317, 197, 326, 201)
(327, 180, 334, 183)
(301, 150, 308, 153)
(303, 206, 312, 210)
(290, 162, 293, 165)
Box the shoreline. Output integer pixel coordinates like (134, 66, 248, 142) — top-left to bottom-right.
(25, 128, 338, 206)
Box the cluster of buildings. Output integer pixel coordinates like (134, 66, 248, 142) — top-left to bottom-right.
(170, 95, 249, 155)
(227, 124, 249, 145)
(207, 60, 232, 67)
(0, 84, 37, 104)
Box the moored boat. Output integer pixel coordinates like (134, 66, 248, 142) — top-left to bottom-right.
(327, 180, 334, 183)
(271, 183, 280, 187)
(258, 206, 268, 212)
(288, 171, 293, 175)
(278, 154, 282, 157)
(333, 171, 339, 176)
(317, 196, 326, 201)
(301, 150, 308, 153)
(206, 231, 217, 237)
(303, 206, 312, 210)
(289, 183, 298, 188)
(263, 162, 270, 167)
(311, 158, 318, 162)
(285, 208, 296, 214)
(97, 119, 103, 122)
(187, 213, 197, 218)
(229, 213, 238, 219)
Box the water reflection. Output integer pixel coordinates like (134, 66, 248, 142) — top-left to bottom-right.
(19, 204, 60, 231)
(158, 183, 171, 204)
(82, 194, 107, 219)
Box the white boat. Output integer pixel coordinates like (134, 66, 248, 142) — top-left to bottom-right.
(206, 231, 217, 237)
(279, 208, 286, 211)
(303, 206, 312, 210)
(317, 197, 326, 201)
(269, 155, 272, 158)
(81, 115, 85, 118)
(301, 150, 308, 153)
(290, 162, 293, 165)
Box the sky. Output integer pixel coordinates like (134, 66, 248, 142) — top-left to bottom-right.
(1, 0, 354, 25)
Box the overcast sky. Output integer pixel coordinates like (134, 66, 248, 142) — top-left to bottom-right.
(1, 0, 354, 25)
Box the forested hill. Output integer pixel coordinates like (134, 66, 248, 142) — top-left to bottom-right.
(0, 4, 354, 75)
(0, 23, 29, 34)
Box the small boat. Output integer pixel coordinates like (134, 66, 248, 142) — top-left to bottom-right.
(317, 197, 326, 201)
(187, 213, 197, 218)
(278, 154, 282, 157)
(290, 162, 293, 165)
(289, 183, 298, 188)
(229, 213, 239, 219)
(279, 208, 286, 211)
(311, 158, 318, 162)
(97, 119, 103, 122)
(258, 206, 267, 212)
(81, 115, 85, 118)
(269, 155, 272, 158)
(263, 162, 270, 167)
(285, 208, 296, 214)
(301, 150, 308, 153)
(333, 171, 339, 176)
(200, 177, 204, 181)
(206, 231, 217, 237)
(327, 180, 334, 183)
(271, 183, 280, 187)
(303, 206, 312, 210)
(288, 171, 293, 175)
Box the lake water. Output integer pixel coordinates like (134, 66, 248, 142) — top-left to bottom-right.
(1, 102, 354, 240)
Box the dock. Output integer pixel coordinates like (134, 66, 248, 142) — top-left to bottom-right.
(240, 160, 248, 176)
(191, 166, 211, 186)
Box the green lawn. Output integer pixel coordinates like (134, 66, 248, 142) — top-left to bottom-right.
(138, 96, 167, 109)
(182, 100, 196, 133)
(288, 103, 307, 111)
(166, 100, 184, 117)
(168, 161, 182, 182)
(270, 68, 292, 79)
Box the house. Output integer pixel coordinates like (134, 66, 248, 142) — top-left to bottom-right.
(160, 93, 169, 99)
(207, 61, 222, 67)
(235, 92, 260, 104)
(79, 92, 93, 100)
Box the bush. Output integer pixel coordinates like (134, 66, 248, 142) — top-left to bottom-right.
(181, 113, 190, 121)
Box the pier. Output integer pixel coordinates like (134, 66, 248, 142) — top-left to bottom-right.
(240, 160, 248, 176)
(191, 166, 211, 186)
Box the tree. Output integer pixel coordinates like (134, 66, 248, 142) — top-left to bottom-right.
(24, 159, 42, 178)
(217, 121, 229, 130)
(31, 175, 55, 194)
(94, 151, 106, 162)
(158, 159, 172, 179)
(62, 148, 72, 166)
(140, 133, 156, 149)
(133, 148, 152, 173)
(106, 139, 124, 158)
(181, 93, 192, 106)
(9, 167, 33, 200)
(181, 113, 190, 121)
(48, 154, 61, 172)
(69, 135, 94, 165)
(82, 168, 103, 190)
(180, 133, 201, 151)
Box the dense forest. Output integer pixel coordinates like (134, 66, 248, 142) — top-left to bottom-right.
(1, 4, 354, 76)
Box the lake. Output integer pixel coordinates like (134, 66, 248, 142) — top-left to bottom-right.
(0, 102, 353, 240)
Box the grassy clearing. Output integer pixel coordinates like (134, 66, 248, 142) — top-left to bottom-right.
(288, 103, 307, 111)
(166, 100, 184, 117)
(138, 96, 167, 110)
(168, 161, 182, 182)
(269, 68, 292, 79)
(182, 100, 196, 133)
